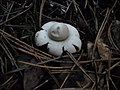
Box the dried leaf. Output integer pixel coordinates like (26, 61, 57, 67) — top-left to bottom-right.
(97, 39, 111, 59)
(53, 88, 90, 90)
(24, 67, 44, 90)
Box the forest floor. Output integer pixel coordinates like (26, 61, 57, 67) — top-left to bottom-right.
(0, 0, 120, 90)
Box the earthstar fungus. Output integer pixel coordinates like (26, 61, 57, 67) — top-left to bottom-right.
(35, 21, 82, 56)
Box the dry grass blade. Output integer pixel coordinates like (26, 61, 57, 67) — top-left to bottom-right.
(18, 60, 71, 69)
(60, 50, 83, 89)
(0, 29, 60, 87)
(91, 8, 111, 89)
(5, 67, 25, 75)
(4, 24, 31, 28)
(72, 0, 77, 12)
(55, 57, 120, 64)
(0, 76, 13, 89)
(103, 61, 120, 74)
(0, 42, 19, 69)
(33, 80, 49, 90)
(106, 73, 109, 90)
(0, 29, 52, 59)
(79, 58, 120, 64)
(67, 52, 94, 83)
(51, 69, 81, 74)
(0, 0, 120, 89)
(5, 1, 14, 22)
(108, 51, 112, 78)
(109, 77, 118, 90)
(93, 0, 118, 55)
(109, 61, 120, 71)
(108, 23, 120, 51)
(92, 8, 110, 56)
(0, 56, 4, 73)
(54, 88, 90, 90)
(39, 0, 46, 27)
(0, 3, 33, 26)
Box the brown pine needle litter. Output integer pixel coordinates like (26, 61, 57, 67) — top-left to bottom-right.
(1, 0, 120, 90)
